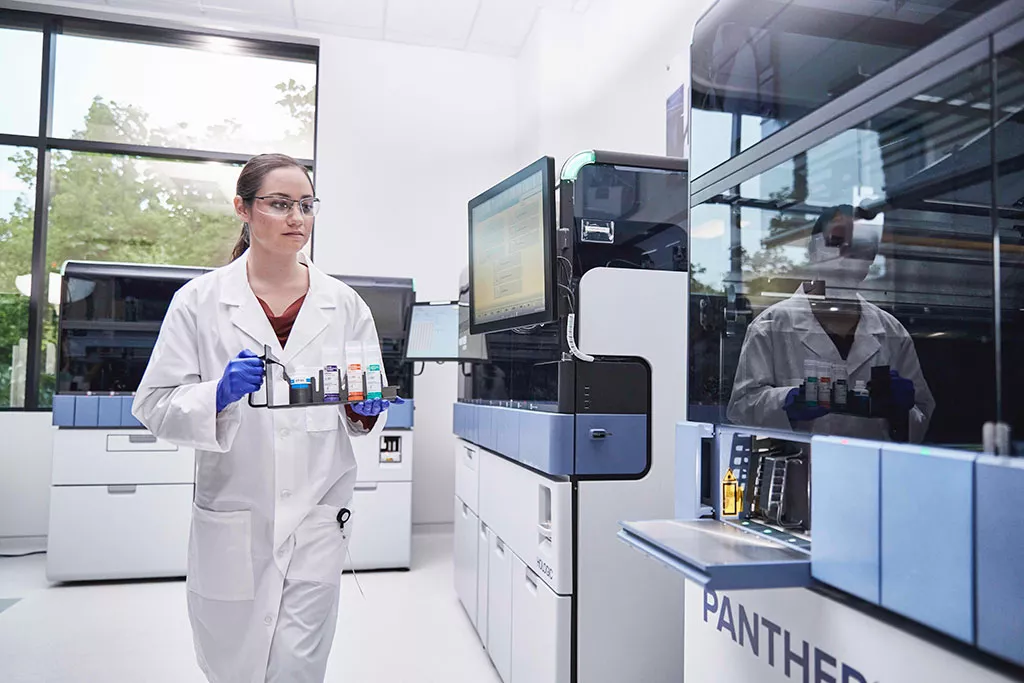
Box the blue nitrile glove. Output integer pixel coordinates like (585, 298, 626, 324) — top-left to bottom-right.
(216, 349, 264, 413)
(351, 396, 405, 418)
(784, 387, 830, 423)
(890, 370, 916, 413)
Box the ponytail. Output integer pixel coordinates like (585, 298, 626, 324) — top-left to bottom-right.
(230, 222, 250, 262)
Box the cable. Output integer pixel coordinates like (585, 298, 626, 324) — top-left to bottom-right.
(566, 313, 594, 362)
(0, 551, 46, 558)
(558, 283, 576, 312)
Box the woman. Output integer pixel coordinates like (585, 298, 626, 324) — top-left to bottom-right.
(727, 205, 934, 442)
(133, 153, 397, 682)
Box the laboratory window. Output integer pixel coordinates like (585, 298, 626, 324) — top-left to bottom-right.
(0, 10, 318, 410)
(689, 58, 998, 448)
(0, 25, 43, 137)
(997, 38, 1024, 440)
(52, 32, 317, 160)
(0, 146, 37, 408)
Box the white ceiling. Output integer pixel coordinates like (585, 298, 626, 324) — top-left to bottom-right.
(44, 0, 593, 57)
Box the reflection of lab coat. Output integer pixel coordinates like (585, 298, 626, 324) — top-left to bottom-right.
(133, 252, 383, 683)
(727, 290, 935, 443)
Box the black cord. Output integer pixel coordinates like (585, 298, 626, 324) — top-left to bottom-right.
(0, 551, 45, 558)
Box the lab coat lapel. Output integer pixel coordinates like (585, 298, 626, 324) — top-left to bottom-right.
(281, 259, 333, 366)
(846, 298, 884, 376)
(793, 291, 841, 362)
(220, 252, 282, 357)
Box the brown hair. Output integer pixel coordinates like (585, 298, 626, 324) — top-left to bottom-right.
(230, 153, 314, 261)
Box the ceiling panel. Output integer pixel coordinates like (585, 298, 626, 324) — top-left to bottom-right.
(385, 0, 480, 48)
(107, 0, 203, 13)
(294, 0, 386, 28)
(199, 0, 292, 17)
(294, 20, 383, 41)
(467, 0, 538, 50)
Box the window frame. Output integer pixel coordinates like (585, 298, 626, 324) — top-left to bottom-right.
(0, 9, 319, 410)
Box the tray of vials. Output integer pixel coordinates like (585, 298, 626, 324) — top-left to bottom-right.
(248, 344, 400, 410)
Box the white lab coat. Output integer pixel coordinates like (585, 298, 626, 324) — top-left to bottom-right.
(132, 251, 384, 683)
(727, 289, 935, 443)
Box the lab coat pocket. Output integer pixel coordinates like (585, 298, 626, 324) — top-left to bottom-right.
(187, 505, 255, 601)
(306, 405, 340, 432)
(290, 504, 351, 586)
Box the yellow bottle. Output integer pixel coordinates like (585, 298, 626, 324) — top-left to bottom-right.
(722, 469, 739, 516)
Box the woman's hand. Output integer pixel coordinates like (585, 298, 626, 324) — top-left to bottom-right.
(351, 396, 404, 418)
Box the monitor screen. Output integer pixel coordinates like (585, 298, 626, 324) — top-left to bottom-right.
(469, 157, 556, 334)
(405, 302, 460, 361)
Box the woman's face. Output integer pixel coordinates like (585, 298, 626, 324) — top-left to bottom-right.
(235, 166, 316, 257)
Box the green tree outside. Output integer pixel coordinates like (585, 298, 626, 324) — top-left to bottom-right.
(0, 80, 315, 407)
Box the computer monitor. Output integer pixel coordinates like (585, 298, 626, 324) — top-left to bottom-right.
(468, 156, 557, 335)
(404, 301, 461, 362)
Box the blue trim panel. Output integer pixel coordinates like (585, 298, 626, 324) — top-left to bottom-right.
(73, 395, 99, 428)
(881, 445, 975, 644)
(574, 414, 647, 476)
(811, 436, 881, 605)
(387, 399, 414, 429)
(52, 395, 75, 426)
(975, 455, 1024, 666)
(453, 403, 573, 476)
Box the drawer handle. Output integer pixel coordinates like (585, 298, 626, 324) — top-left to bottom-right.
(107, 485, 137, 495)
(464, 449, 474, 461)
(525, 568, 538, 593)
(463, 502, 470, 517)
(128, 434, 158, 444)
(495, 539, 505, 556)
(355, 483, 378, 492)
(537, 523, 553, 540)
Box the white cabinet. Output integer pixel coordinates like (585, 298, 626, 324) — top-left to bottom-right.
(512, 555, 571, 683)
(487, 529, 514, 683)
(47, 483, 193, 582)
(455, 439, 480, 513)
(454, 496, 479, 626)
(477, 520, 490, 647)
(345, 481, 413, 571)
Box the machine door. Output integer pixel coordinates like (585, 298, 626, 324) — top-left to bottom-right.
(618, 519, 810, 590)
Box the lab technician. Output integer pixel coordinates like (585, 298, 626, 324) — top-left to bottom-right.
(727, 204, 935, 442)
(133, 153, 397, 683)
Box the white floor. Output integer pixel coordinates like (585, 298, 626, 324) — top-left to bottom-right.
(0, 530, 500, 683)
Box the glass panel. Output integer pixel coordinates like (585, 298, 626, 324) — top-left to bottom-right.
(57, 272, 198, 394)
(37, 152, 243, 407)
(0, 27, 43, 136)
(690, 59, 995, 448)
(53, 34, 316, 158)
(0, 146, 37, 408)
(690, 0, 1003, 178)
(997, 41, 1024, 439)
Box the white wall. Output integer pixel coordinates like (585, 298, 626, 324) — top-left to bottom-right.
(313, 36, 519, 526)
(0, 413, 53, 551)
(516, 0, 708, 168)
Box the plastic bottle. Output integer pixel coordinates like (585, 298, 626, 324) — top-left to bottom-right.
(364, 343, 383, 401)
(322, 365, 340, 403)
(819, 362, 832, 409)
(804, 360, 819, 407)
(834, 366, 848, 410)
(345, 342, 365, 402)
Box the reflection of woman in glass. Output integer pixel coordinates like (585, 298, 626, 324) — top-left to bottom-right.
(727, 205, 935, 442)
